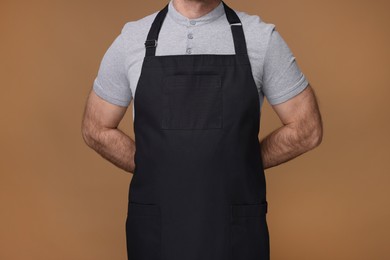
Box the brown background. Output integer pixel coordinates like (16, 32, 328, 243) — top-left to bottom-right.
(1, 0, 389, 259)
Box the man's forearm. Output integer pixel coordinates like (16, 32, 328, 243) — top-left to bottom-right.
(84, 127, 136, 173)
(259, 122, 321, 169)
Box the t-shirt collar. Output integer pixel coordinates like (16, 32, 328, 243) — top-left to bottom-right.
(167, 0, 225, 26)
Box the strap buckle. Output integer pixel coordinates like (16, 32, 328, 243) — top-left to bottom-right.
(145, 39, 158, 48)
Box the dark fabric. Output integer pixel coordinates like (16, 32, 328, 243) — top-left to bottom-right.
(126, 1, 269, 259)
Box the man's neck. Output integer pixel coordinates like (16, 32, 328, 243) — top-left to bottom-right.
(172, 0, 222, 19)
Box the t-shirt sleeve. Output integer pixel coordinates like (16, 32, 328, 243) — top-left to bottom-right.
(262, 26, 309, 105)
(92, 27, 132, 107)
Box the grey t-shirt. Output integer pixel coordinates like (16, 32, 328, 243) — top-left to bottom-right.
(93, 0, 308, 119)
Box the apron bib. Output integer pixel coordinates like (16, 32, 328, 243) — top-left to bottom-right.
(126, 2, 270, 260)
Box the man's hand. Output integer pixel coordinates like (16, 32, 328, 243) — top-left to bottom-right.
(260, 84, 323, 169)
(81, 90, 136, 173)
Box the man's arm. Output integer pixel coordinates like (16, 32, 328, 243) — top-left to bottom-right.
(259, 84, 323, 169)
(81, 90, 136, 173)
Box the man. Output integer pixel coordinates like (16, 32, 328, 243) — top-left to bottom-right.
(81, 0, 323, 259)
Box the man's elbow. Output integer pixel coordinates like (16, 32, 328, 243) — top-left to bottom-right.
(297, 121, 323, 152)
(81, 121, 96, 148)
(307, 123, 323, 150)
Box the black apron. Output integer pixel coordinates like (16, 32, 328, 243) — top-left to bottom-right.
(126, 1, 270, 260)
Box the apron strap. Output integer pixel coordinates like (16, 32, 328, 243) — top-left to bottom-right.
(144, 1, 248, 57)
(144, 4, 169, 57)
(222, 1, 248, 56)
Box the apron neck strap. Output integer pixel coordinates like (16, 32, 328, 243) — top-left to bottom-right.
(144, 1, 248, 57)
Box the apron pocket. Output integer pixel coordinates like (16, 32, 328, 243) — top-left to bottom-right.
(162, 74, 222, 130)
(126, 202, 162, 260)
(231, 202, 270, 260)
